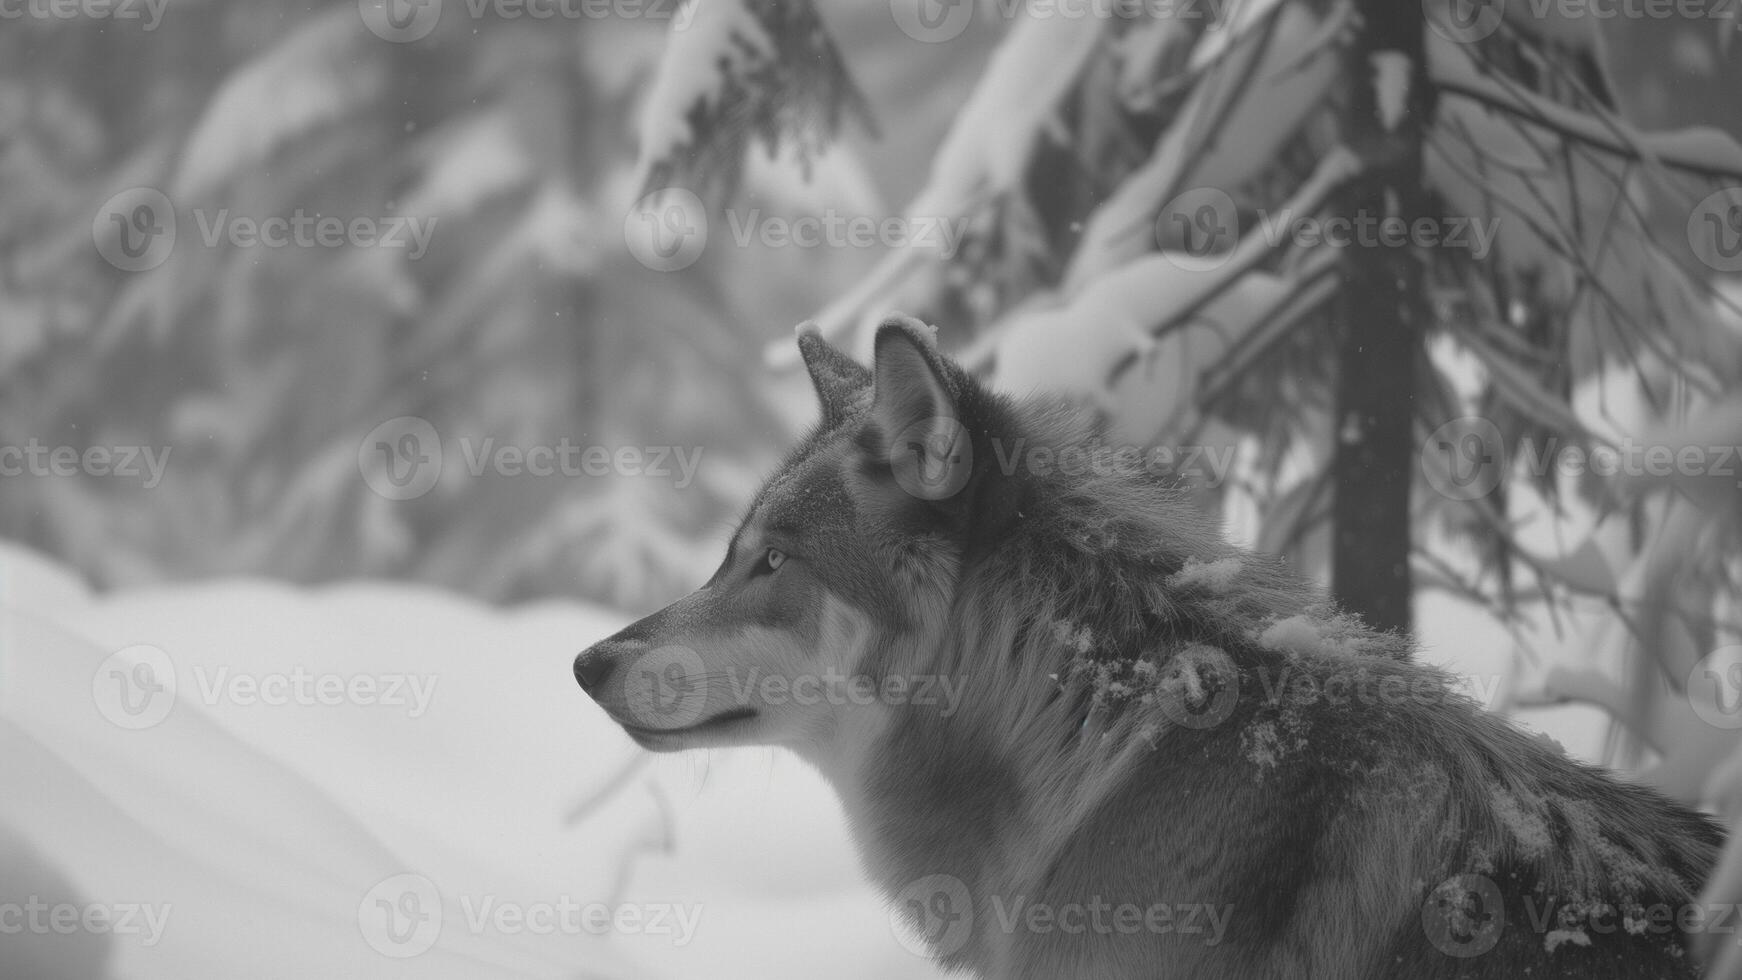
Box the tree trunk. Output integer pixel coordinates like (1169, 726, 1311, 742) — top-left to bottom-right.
(1329, 5, 1432, 634)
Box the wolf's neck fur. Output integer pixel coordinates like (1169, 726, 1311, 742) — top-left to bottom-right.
(796, 416, 1346, 902)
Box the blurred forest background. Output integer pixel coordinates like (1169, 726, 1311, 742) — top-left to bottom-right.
(0, 0, 979, 606)
(3, 0, 1742, 778)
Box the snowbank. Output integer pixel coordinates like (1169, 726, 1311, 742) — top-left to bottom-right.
(0, 541, 943, 980)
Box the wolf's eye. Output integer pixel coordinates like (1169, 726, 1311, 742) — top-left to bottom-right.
(757, 548, 787, 575)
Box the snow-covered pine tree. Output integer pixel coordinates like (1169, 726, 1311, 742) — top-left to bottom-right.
(632, 0, 1742, 805)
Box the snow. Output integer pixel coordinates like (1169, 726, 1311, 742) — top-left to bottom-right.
(1242, 719, 1284, 770)
(907, 10, 1105, 219)
(173, 8, 385, 199)
(1051, 621, 1096, 656)
(0, 541, 944, 980)
(1544, 928, 1593, 953)
(1489, 790, 1553, 860)
(786, 9, 1107, 357)
(1063, 0, 1346, 289)
(1371, 52, 1411, 134)
(995, 148, 1360, 415)
(1168, 557, 1244, 594)
(634, 0, 772, 188)
(400, 111, 535, 220)
(1256, 615, 1331, 658)
(1186, 0, 1289, 72)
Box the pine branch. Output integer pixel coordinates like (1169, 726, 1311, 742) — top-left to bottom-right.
(636, 0, 874, 206)
(1430, 73, 1742, 185)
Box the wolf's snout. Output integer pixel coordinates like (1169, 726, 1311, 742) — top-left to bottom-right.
(572, 645, 622, 695)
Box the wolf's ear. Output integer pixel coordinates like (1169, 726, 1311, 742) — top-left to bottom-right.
(867, 314, 974, 502)
(797, 323, 873, 429)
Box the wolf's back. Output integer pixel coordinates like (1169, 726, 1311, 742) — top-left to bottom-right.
(1071, 645, 1728, 978)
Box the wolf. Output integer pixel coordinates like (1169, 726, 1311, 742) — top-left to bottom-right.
(574, 314, 1726, 979)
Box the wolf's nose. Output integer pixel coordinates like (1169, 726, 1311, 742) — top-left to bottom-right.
(573, 650, 617, 695)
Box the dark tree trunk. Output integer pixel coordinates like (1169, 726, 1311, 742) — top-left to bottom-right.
(1329, 5, 1433, 634)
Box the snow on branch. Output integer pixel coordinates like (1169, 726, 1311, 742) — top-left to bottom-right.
(1062, 0, 1349, 291)
(767, 10, 1108, 366)
(635, 0, 873, 207)
(906, 8, 1106, 219)
(174, 8, 384, 199)
(986, 147, 1361, 412)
